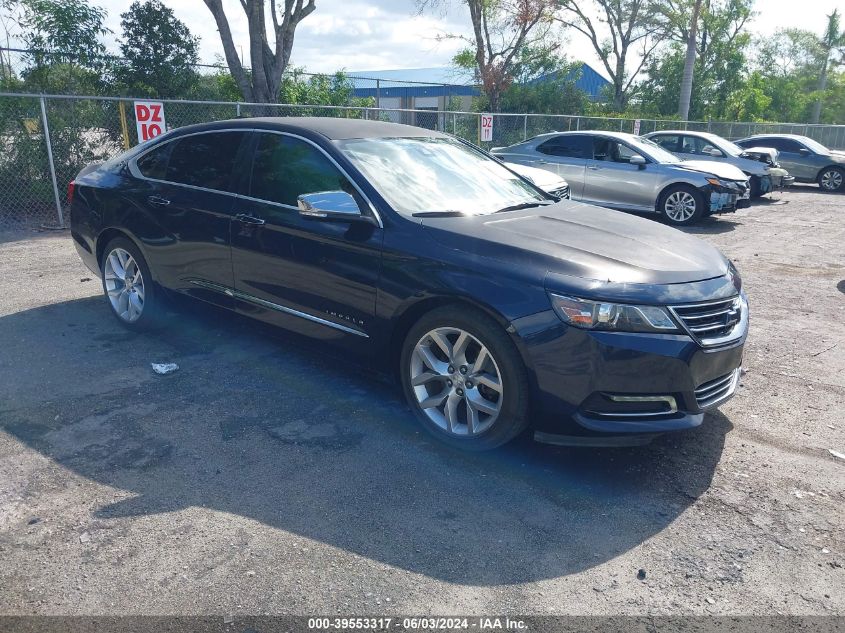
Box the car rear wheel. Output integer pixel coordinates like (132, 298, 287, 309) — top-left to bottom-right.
(100, 237, 162, 331)
(818, 167, 844, 192)
(400, 306, 529, 451)
(659, 185, 705, 226)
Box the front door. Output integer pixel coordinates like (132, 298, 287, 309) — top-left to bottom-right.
(772, 138, 817, 180)
(583, 137, 660, 211)
(230, 131, 383, 349)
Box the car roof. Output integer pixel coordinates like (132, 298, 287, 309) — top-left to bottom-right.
(741, 133, 802, 140)
(531, 130, 639, 142)
(165, 116, 450, 141)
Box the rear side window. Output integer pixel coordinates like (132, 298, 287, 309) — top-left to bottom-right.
(536, 135, 592, 159)
(249, 133, 351, 207)
(136, 143, 171, 179)
(164, 132, 245, 192)
(651, 134, 680, 152)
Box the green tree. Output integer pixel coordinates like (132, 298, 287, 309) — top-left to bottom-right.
(555, 0, 664, 111)
(116, 0, 200, 98)
(418, 0, 559, 112)
(202, 0, 316, 103)
(19, 0, 109, 68)
(810, 9, 845, 123)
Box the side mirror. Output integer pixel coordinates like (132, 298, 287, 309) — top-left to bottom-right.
(708, 148, 723, 157)
(629, 154, 646, 168)
(298, 191, 363, 221)
(798, 148, 811, 156)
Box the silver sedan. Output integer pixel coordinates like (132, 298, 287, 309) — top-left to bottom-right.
(493, 131, 750, 226)
(643, 130, 789, 197)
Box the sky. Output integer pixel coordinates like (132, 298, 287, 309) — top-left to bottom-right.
(40, 0, 845, 79)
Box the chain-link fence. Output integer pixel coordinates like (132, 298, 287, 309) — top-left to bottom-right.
(2, 92, 845, 230)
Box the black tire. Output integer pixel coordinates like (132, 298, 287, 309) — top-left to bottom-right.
(658, 184, 705, 226)
(749, 175, 763, 199)
(99, 236, 164, 331)
(399, 305, 530, 451)
(818, 166, 845, 193)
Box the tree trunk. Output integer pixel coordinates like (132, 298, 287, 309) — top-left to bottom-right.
(678, 0, 704, 120)
(811, 57, 830, 124)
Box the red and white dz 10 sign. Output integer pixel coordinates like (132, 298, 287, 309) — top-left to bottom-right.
(134, 100, 166, 143)
(480, 114, 494, 142)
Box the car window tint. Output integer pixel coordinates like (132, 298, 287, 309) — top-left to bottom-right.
(683, 136, 719, 155)
(536, 136, 592, 158)
(776, 139, 804, 153)
(249, 133, 351, 207)
(165, 132, 245, 192)
(136, 143, 171, 179)
(652, 134, 680, 152)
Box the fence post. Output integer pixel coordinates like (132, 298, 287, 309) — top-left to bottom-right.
(523, 114, 528, 141)
(376, 79, 381, 107)
(236, 102, 241, 117)
(39, 96, 64, 227)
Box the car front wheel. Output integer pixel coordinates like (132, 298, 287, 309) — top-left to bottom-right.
(818, 166, 844, 192)
(400, 306, 530, 451)
(659, 185, 705, 226)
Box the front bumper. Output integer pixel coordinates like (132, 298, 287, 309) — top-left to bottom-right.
(705, 181, 750, 213)
(513, 307, 746, 437)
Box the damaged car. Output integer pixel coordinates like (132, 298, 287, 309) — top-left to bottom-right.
(493, 131, 750, 226)
(643, 130, 794, 197)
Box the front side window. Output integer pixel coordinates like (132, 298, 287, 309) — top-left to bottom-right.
(338, 137, 545, 217)
(593, 138, 638, 163)
(165, 132, 245, 192)
(249, 133, 351, 207)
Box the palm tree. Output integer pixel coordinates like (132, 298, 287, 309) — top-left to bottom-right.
(678, 0, 704, 120)
(811, 8, 845, 124)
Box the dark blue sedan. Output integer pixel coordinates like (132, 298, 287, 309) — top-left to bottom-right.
(69, 118, 747, 450)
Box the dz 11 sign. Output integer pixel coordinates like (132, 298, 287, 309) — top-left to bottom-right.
(134, 101, 166, 143)
(480, 114, 494, 142)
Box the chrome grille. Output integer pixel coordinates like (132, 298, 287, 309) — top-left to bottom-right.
(695, 369, 740, 409)
(670, 295, 745, 346)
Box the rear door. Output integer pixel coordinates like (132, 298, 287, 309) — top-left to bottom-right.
(131, 130, 248, 305)
(584, 137, 661, 211)
(532, 135, 592, 199)
(230, 131, 382, 348)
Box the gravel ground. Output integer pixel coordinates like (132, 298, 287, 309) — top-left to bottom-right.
(0, 186, 843, 616)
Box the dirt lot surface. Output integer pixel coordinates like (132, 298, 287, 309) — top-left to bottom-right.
(0, 186, 843, 617)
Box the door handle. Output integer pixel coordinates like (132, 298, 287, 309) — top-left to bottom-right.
(147, 195, 170, 206)
(236, 213, 266, 226)
(588, 165, 600, 171)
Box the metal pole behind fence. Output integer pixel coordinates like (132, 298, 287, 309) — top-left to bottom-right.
(39, 96, 64, 227)
(524, 114, 528, 140)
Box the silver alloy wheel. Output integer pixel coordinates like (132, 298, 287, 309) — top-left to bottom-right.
(409, 327, 503, 436)
(820, 169, 843, 191)
(103, 248, 145, 323)
(664, 190, 697, 222)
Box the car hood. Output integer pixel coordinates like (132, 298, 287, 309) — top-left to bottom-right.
(677, 160, 748, 181)
(420, 200, 730, 287)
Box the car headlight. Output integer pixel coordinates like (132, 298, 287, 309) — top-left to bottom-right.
(549, 293, 680, 333)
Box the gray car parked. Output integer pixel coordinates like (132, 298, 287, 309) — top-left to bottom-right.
(493, 131, 750, 226)
(735, 134, 845, 192)
(643, 130, 783, 198)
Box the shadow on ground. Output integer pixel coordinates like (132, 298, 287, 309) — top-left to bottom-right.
(0, 295, 732, 585)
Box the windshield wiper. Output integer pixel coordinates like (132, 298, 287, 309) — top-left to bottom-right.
(411, 210, 468, 217)
(493, 200, 555, 214)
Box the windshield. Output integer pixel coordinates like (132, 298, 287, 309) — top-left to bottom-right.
(629, 136, 682, 164)
(703, 134, 744, 156)
(336, 137, 546, 216)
